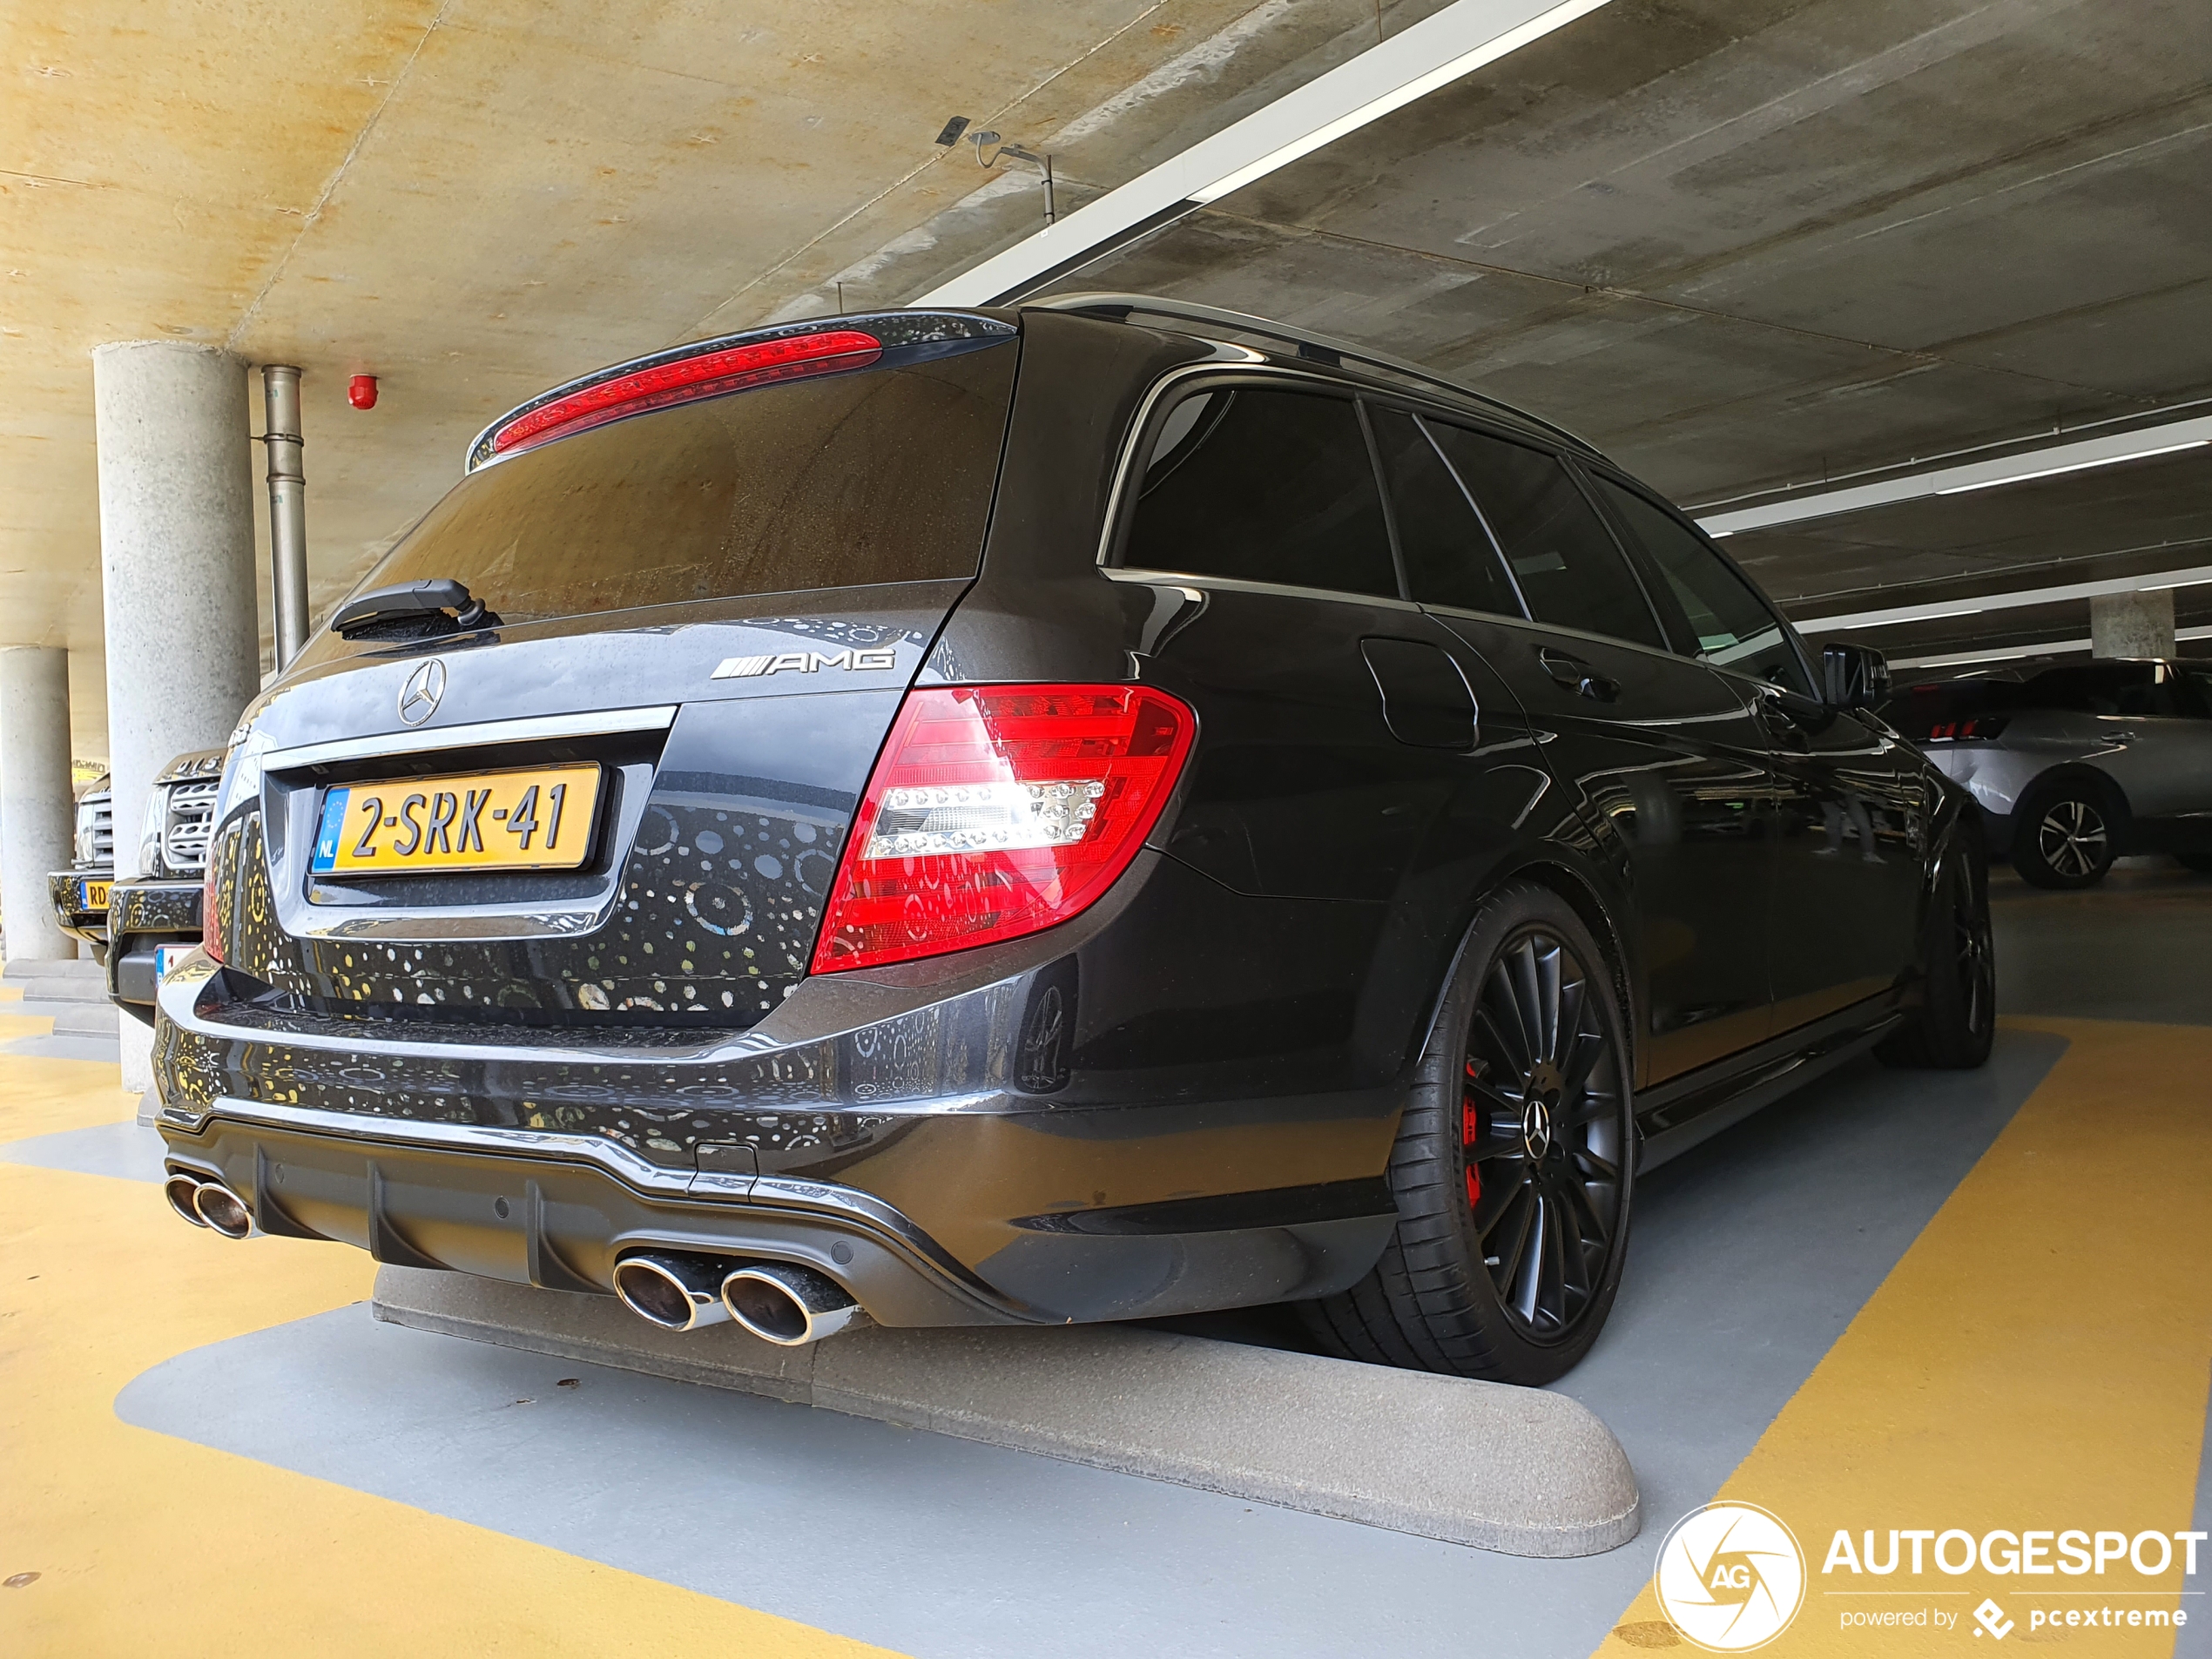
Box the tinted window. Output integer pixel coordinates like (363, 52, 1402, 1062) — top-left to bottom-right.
(1367, 407, 1523, 617)
(1595, 478, 1813, 697)
(1122, 388, 1398, 599)
(1426, 426, 1664, 649)
(335, 347, 1015, 632)
(2027, 662, 2197, 717)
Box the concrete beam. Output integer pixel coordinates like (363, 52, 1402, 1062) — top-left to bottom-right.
(1697, 415, 2212, 538)
(1791, 563, 2212, 637)
(1890, 625, 2212, 672)
(373, 1264, 1643, 1559)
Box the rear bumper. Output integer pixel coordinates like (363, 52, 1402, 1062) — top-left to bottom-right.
(150, 863, 1404, 1326)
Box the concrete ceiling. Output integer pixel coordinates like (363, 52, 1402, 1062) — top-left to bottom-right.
(7, 0, 2209, 760)
(4, 0, 1433, 759)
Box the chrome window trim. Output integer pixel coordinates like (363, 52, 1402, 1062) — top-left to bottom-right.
(264, 705, 678, 772)
(1101, 566, 1421, 613)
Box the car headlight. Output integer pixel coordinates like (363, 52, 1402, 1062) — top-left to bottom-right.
(139, 783, 171, 876)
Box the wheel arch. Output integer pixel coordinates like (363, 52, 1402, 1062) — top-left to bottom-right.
(2015, 762, 2134, 847)
(1420, 853, 1642, 1089)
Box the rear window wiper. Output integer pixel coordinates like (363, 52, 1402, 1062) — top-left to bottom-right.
(331, 578, 504, 642)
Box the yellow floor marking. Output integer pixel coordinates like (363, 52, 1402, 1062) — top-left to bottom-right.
(0, 1060, 906, 1658)
(0, 1054, 133, 1139)
(1595, 1019, 2212, 1656)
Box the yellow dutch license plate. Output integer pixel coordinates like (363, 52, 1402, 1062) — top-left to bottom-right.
(310, 764, 602, 876)
(79, 877, 111, 911)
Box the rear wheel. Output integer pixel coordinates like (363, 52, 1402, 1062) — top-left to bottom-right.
(1302, 882, 1634, 1385)
(1877, 840, 1994, 1070)
(2012, 785, 2116, 888)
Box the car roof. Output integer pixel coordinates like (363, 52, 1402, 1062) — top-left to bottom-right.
(1024, 292, 1602, 460)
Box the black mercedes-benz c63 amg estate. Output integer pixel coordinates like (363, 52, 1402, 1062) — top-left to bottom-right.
(154, 296, 1993, 1382)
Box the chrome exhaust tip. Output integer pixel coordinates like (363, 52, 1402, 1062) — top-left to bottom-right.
(191, 1182, 254, 1239)
(720, 1261, 871, 1346)
(164, 1173, 210, 1227)
(611, 1251, 734, 1332)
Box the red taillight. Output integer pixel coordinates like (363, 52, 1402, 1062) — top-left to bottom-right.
(489, 329, 883, 458)
(201, 858, 225, 966)
(1924, 715, 2008, 743)
(811, 685, 1197, 974)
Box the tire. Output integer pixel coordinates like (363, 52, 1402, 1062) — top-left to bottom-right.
(1301, 880, 1634, 1386)
(1877, 838, 1995, 1070)
(2010, 782, 2117, 889)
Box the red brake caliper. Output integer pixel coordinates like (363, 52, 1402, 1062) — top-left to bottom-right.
(1462, 1058, 1483, 1211)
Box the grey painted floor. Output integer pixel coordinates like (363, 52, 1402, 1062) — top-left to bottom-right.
(112, 1032, 2066, 1659)
(1992, 859, 2212, 1026)
(0, 1116, 166, 1183)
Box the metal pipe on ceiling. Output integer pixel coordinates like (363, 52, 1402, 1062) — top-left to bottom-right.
(260, 364, 309, 669)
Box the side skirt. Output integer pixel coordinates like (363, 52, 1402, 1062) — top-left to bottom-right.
(1634, 996, 1901, 1174)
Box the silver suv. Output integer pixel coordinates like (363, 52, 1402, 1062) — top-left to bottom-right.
(1885, 658, 2212, 888)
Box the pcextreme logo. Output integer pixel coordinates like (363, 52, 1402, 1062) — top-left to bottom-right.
(1654, 1503, 1808, 1652)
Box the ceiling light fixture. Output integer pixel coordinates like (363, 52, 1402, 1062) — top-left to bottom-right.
(920, 0, 1619, 307)
(1187, 0, 1613, 204)
(1933, 438, 2210, 496)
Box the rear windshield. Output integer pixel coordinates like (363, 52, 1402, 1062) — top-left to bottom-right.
(338, 343, 1015, 630)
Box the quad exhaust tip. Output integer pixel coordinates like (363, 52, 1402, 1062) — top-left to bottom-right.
(610, 1251, 734, 1332)
(610, 1251, 869, 1345)
(721, 1261, 871, 1346)
(165, 1174, 254, 1239)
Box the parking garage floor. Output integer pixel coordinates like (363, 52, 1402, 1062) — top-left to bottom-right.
(3, 867, 2209, 1658)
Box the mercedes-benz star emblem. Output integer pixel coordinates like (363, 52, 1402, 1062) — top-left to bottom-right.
(1521, 1099, 1554, 1161)
(398, 658, 448, 725)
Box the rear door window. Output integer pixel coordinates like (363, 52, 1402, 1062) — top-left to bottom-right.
(1593, 476, 1815, 698)
(341, 344, 1016, 628)
(1366, 406, 1524, 618)
(1425, 424, 1666, 650)
(1120, 386, 1399, 600)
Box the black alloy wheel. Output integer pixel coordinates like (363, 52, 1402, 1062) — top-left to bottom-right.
(1303, 882, 1634, 1385)
(1878, 840, 1995, 1070)
(2013, 790, 2114, 888)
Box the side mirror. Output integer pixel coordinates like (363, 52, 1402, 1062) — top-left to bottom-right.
(1822, 642, 1891, 711)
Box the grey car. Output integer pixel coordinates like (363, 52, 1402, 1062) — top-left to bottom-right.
(1885, 658, 2212, 888)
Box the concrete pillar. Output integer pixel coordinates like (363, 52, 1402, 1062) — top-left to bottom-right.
(93, 342, 260, 1089)
(0, 647, 78, 963)
(2091, 588, 2175, 658)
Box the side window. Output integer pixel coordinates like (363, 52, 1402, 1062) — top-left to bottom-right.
(2180, 670, 2212, 719)
(1594, 477, 1815, 698)
(1426, 423, 1666, 650)
(1366, 406, 1524, 617)
(1120, 386, 1399, 600)
(2025, 665, 2149, 715)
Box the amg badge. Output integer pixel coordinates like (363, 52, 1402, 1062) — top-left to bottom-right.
(712, 647, 898, 679)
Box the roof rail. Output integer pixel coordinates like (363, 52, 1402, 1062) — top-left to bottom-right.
(1026, 291, 1597, 456)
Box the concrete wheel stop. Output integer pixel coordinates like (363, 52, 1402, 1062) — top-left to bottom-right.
(373, 1265, 1642, 1557)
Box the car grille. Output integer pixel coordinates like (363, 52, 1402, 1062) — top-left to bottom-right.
(77, 792, 113, 866)
(163, 779, 219, 873)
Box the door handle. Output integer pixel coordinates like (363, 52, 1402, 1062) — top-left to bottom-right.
(1537, 649, 1620, 703)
